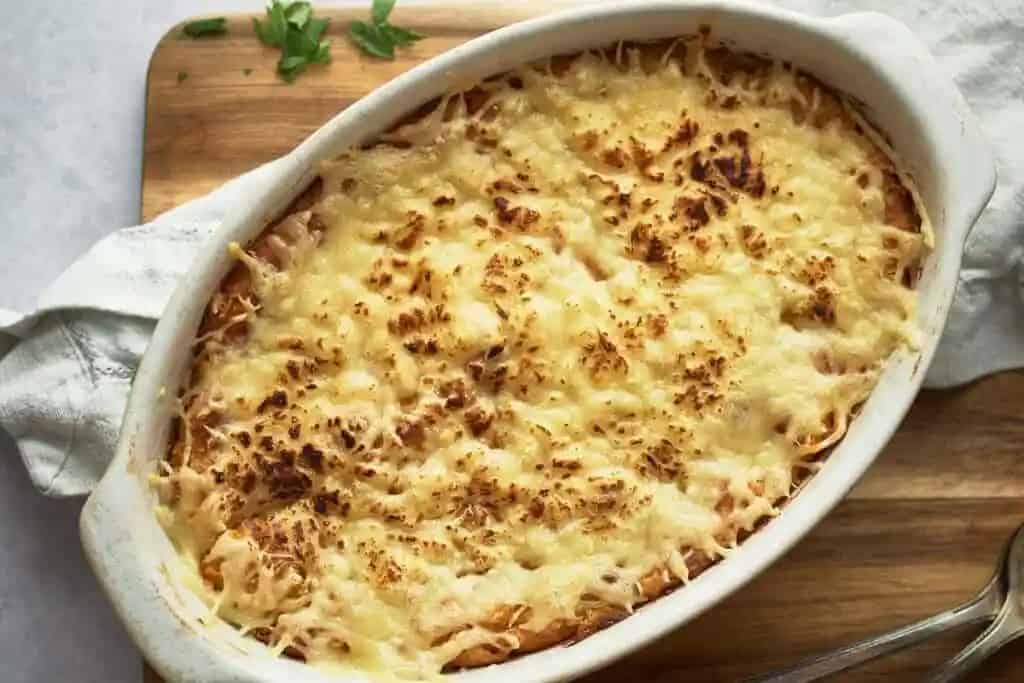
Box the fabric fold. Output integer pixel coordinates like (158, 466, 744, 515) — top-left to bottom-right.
(0, 159, 288, 495)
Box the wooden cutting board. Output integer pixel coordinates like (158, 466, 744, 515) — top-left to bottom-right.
(143, 7, 1024, 681)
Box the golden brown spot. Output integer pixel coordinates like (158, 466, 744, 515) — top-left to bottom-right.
(882, 170, 922, 232)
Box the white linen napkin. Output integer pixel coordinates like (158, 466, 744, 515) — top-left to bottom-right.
(0, 159, 288, 495)
(2, 2, 1023, 497)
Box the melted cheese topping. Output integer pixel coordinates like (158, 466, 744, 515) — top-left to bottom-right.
(155, 39, 930, 679)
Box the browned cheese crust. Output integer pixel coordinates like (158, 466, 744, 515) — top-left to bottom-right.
(161, 37, 924, 673)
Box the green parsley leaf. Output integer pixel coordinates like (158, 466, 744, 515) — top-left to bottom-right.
(242, 68, 253, 76)
(286, 2, 312, 29)
(349, 21, 394, 59)
(279, 55, 309, 82)
(183, 17, 227, 38)
(313, 41, 332, 64)
(252, 16, 269, 44)
(254, 1, 288, 46)
(270, 2, 290, 42)
(371, 0, 397, 26)
(303, 16, 330, 43)
(177, 71, 188, 83)
(284, 23, 318, 59)
(349, 1, 423, 60)
(254, 1, 333, 82)
(379, 23, 423, 47)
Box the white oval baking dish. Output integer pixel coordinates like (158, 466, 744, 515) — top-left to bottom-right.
(81, 2, 995, 681)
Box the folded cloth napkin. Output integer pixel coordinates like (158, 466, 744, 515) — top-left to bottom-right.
(2, 1, 1024, 497)
(0, 159, 288, 495)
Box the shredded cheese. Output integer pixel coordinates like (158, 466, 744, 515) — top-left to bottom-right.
(154, 37, 930, 679)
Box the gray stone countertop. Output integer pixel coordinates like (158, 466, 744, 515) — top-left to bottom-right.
(3, 3, 275, 681)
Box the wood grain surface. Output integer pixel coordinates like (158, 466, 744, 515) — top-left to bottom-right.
(143, 6, 1024, 681)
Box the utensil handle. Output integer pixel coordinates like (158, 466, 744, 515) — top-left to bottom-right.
(750, 588, 997, 683)
(925, 606, 1022, 683)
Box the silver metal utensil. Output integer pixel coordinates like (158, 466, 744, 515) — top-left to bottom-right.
(752, 522, 1024, 683)
(926, 523, 1024, 682)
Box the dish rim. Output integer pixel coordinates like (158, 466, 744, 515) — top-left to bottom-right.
(81, 2, 996, 682)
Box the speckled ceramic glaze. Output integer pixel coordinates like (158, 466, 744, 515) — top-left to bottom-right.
(81, 2, 995, 681)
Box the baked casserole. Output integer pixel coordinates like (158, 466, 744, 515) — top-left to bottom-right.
(154, 34, 931, 679)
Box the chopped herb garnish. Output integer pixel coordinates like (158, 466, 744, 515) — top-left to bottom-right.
(349, 22, 394, 59)
(177, 71, 189, 83)
(349, 0, 423, 60)
(254, 1, 332, 82)
(183, 17, 227, 38)
(243, 68, 253, 76)
(371, 0, 396, 25)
